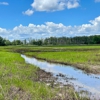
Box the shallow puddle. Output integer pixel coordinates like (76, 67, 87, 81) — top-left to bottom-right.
(21, 54, 100, 99)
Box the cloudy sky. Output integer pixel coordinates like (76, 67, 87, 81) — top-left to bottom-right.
(0, 0, 100, 40)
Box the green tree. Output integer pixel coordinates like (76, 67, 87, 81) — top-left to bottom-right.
(0, 36, 5, 46)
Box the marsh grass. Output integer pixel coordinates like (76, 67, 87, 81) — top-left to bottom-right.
(0, 46, 97, 100)
(24, 47, 100, 73)
(0, 51, 56, 100)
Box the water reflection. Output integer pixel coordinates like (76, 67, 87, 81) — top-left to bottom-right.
(21, 54, 100, 98)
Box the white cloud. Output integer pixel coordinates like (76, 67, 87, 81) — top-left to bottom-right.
(22, 9, 34, 16)
(95, 0, 100, 2)
(0, 28, 7, 33)
(31, 0, 79, 11)
(66, 0, 79, 9)
(0, 2, 9, 5)
(23, 0, 79, 16)
(0, 16, 100, 40)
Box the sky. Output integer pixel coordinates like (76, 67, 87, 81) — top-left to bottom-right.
(0, 0, 100, 40)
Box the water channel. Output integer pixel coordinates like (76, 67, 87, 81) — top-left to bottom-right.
(21, 54, 100, 99)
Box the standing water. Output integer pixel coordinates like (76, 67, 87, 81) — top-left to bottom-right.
(21, 54, 100, 99)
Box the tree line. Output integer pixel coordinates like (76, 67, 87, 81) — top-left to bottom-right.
(0, 37, 23, 46)
(0, 35, 100, 46)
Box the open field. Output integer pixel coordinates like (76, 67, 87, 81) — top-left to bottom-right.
(0, 46, 90, 100)
(1, 45, 100, 74)
(14, 45, 100, 74)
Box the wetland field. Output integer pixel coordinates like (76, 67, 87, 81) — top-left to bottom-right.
(0, 45, 100, 100)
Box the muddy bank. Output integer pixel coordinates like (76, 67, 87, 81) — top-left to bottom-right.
(22, 54, 100, 100)
(34, 68, 90, 100)
(5, 67, 83, 100)
(6, 86, 31, 100)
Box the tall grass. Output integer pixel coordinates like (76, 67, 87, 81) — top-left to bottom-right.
(0, 52, 55, 100)
(0, 46, 95, 99)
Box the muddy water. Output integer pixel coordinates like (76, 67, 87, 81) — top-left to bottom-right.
(21, 54, 100, 99)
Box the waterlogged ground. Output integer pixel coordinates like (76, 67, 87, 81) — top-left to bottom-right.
(21, 54, 100, 99)
(0, 51, 88, 100)
(1, 45, 100, 100)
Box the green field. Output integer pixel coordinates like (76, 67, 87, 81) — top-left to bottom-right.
(0, 45, 99, 100)
(22, 45, 100, 74)
(0, 51, 58, 100)
(1, 45, 100, 73)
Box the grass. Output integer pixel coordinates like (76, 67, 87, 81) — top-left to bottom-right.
(0, 45, 96, 100)
(0, 51, 55, 100)
(22, 45, 100, 74)
(2, 45, 100, 74)
(3, 45, 100, 52)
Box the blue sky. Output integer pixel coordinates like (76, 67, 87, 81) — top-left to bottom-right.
(0, 0, 100, 40)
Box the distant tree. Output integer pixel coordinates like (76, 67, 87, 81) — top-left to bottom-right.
(0, 36, 5, 46)
(12, 40, 23, 45)
(1, 35, 100, 46)
(93, 35, 100, 44)
(4, 39, 11, 45)
(36, 40, 43, 46)
(23, 39, 27, 45)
